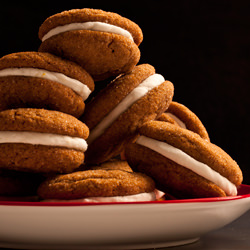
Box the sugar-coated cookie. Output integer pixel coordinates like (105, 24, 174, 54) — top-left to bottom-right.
(125, 121, 243, 198)
(81, 64, 174, 164)
(38, 8, 142, 81)
(158, 101, 210, 141)
(0, 108, 89, 173)
(0, 52, 94, 118)
(37, 169, 156, 202)
(87, 159, 166, 201)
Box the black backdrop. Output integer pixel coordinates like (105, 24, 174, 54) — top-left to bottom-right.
(1, 0, 249, 184)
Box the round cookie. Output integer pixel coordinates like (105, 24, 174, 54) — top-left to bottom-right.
(87, 160, 166, 201)
(0, 52, 94, 118)
(37, 169, 156, 202)
(125, 120, 243, 199)
(0, 108, 89, 173)
(38, 8, 142, 81)
(0, 169, 44, 197)
(81, 64, 174, 164)
(158, 101, 210, 141)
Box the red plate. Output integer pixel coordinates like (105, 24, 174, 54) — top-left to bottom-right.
(1, 184, 250, 207)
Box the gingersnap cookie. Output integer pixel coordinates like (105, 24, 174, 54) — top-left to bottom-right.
(0, 169, 44, 197)
(88, 159, 133, 172)
(0, 51, 94, 118)
(87, 159, 166, 201)
(81, 64, 174, 164)
(38, 8, 142, 81)
(158, 101, 210, 141)
(37, 169, 156, 202)
(125, 120, 243, 199)
(0, 108, 89, 173)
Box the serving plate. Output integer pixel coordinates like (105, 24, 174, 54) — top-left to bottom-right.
(0, 184, 250, 250)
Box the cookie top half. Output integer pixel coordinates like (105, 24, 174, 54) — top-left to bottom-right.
(0, 108, 89, 139)
(158, 102, 210, 141)
(0, 51, 95, 95)
(37, 169, 155, 200)
(38, 8, 143, 45)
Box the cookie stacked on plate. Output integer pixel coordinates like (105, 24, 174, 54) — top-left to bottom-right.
(0, 8, 243, 201)
(0, 52, 93, 199)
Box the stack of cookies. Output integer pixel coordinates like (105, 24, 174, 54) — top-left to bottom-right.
(0, 8, 243, 202)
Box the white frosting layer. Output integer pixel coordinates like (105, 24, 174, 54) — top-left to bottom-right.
(166, 112, 186, 129)
(42, 21, 134, 42)
(0, 68, 91, 101)
(0, 131, 87, 152)
(136, 136, 237, 196)
(87, 74, 165, 144)
(42, 192, 156, 203)
(154, 189, 165, 200)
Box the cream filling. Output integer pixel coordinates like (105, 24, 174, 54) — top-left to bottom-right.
(154, 189, 165, 200)
(166, 113, 186, 129)
(87, 74, 165, 144)
(0, 131, 87, 151)
(41, 21, 134, 42)
(0, 68, 91, 101)
(42, 192, 156, 203)
(136, 136, 237, 196)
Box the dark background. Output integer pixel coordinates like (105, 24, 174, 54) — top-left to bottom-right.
(1, 0, 249, 183)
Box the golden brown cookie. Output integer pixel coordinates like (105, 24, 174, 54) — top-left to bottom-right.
(0, 52, 94, 118)
(0, 108, 89, 173)
(37, 169, 156, 202)
(158, 101, 210, 141)
(125, 121, 243, 199)
(38, 8, 143, 81)
(81, 64, 174, 164)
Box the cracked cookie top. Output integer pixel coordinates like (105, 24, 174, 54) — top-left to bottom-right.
(37, 169, 155, 199)
(0, 108, 89, 139)
(38, 8, 143, 45)
(0, 51, 95, 92)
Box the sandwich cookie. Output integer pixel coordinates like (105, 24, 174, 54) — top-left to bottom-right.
(37, 169, 156, 202)
(0, 52, 94, 118)
(38, 8, 142, 81)
(81, 64, 174, 164)
(0, 108, 89, 173)
(87, 159, 165, 201)
(125, 121, 243, 198)
(158, 101, 210, 141)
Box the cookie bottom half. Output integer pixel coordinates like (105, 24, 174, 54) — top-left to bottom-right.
(0, 76, 85, 118)
(37, 169, 155, 200)
(39, 30, 140, 81)
(0, 144, 85, 174)
(125, 143, 227, 199)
